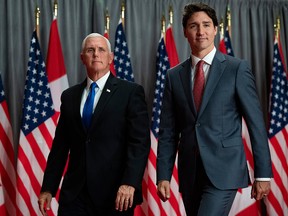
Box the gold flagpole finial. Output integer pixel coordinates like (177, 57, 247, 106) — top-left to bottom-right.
(169, 6, 173, 25)
(219, 17, 224, 37)
(226, 4, 231, 38)
(105, 9, 110, 34)
(274, 17, 280, 39)
(35, 6, 40, 38)
(121, 1, 125, 27)
(161, 15, 166, 40)
(54, 0, 58, 19)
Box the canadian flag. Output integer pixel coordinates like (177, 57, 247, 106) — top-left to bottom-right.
(46, 18, 69, 112)
(103, 29, 116, 76)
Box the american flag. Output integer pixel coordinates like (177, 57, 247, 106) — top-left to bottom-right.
(265, 37, 288, 216)
(137, 34, 186, 216)
(113, 19, 134, 81)
(219, 26, 234, 56)
(0, 73, 16, 215)
(218, 22, 260, 216)
(16, 31, 59, 216)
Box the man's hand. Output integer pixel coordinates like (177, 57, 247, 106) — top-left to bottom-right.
(157, 180, 170, 202)
(115, 185, 135, 211)
(251, 181, 271, 200)
(38, 191, 52, 216)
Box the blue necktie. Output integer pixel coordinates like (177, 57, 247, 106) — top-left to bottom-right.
(82, 82, 98, 129)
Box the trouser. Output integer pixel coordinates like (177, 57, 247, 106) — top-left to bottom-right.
(182, 156, 238, 216)
(58, 185, 135, 216)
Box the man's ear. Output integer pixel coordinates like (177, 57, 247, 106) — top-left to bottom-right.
(109, 52, 114, 64)
(183, 28, 187, 38)
(80, 53, 84, 64)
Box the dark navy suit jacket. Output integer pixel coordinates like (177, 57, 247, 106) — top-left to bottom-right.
(157, 51, 272, 195)
(41, 74, 150, 208)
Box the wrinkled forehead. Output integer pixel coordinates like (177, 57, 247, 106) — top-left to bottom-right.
(82, 34, 111, 52)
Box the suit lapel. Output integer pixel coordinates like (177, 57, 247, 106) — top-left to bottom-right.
(179, 58, 197, 116)
(89, 74, 118, 129)
(198, 51, 226, 116)
(74, 81, 87, 132)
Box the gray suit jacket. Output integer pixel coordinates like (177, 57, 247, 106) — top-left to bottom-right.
(157, 51, 272, 193)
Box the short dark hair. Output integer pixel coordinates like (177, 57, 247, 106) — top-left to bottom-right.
(182, 2, 218, 28)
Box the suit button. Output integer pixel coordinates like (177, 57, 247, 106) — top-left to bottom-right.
(196, 123, 200, 127)
(86, 139, 90, 144)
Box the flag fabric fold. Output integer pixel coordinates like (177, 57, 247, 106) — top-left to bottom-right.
(104, 29, 116, 76)
(265, 36, 288, 216)
(165, 24, 179, 68)
(219, 26, 234, 56)
(113, 19, 134, 81)
(46, 18, 69, 113)
(16, 30, 58, 216)
(0, 73, 16, 216)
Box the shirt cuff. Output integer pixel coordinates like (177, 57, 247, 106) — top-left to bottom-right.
(255, 178, 271, 181)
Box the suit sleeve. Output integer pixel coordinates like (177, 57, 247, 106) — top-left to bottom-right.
(40, 91, 70, 196)
(156, 71, 179, 183)
(121, 85, 151, 190)
(236, 60, 273, 178)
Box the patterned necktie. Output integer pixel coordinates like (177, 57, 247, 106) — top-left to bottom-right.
(193, 60, 205, 112)
(82, 82, 98, 129)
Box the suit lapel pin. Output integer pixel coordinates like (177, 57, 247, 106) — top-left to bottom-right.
(106, 89, 111, 92)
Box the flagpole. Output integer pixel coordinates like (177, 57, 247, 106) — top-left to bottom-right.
(121, 1, 125, 27)
(105, 9, 110, 35)
(274, 17, 280, 41)
(168, 6, 173, 25)
(227, 4, 231, 38)
(53, 0, 58, 19)
(35, 6, 40, 40)
(161, 15, 166, 42)
(219, 18, 224, 38)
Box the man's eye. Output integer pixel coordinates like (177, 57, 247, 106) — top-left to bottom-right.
(86, 48, 94, 53)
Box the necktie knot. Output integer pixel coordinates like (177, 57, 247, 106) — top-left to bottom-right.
(82, 82, 98, 129)
(90, 82, 97, 91)
(193, 60, 205, 112)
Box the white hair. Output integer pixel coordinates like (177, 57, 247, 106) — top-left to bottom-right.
(81, 33, 111, 52)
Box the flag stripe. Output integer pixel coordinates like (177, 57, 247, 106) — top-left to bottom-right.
(0, 74, 17, 215)
(149, 134, 182, 215)
(0, 162, 16, 215)
(270, 136, 288, 176)
(266, 191, 284, 216)
(17, 145, 42, 195)
(272, 163, 288, 205)
(147, 175, 167, 215)
(16, 170, 38, 216)
(0, 123, 15, 168)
